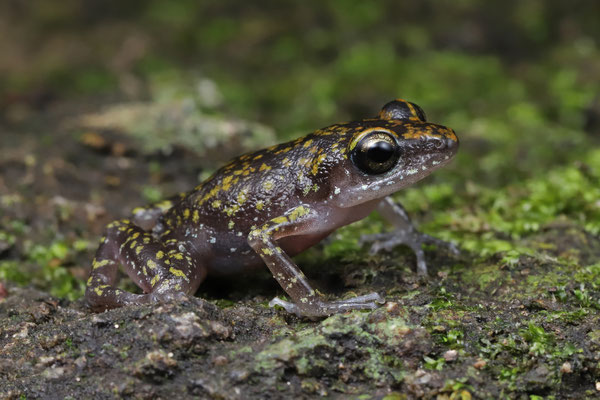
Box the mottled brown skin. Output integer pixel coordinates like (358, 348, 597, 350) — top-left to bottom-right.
(86, 99, 459, 317)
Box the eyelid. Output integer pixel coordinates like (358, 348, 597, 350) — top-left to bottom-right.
(348, 128, 397, 152)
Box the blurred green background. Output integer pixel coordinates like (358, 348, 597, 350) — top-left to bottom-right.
(2, 3, 600, 396)
(0, 0, 599, 297)
(2, 0, 598, 177)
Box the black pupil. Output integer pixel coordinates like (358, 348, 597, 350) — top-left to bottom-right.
(367, 141, 394, 163)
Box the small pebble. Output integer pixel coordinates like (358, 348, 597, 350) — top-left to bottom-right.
(212, 355, 228, 366)
(560, 362, 572, 374)
(443, 350, 458, 362)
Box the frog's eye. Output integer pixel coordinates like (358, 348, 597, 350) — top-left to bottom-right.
(350, 131, 400, 175)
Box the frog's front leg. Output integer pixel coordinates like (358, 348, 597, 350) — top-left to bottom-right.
(248, 205, 384, 317)
(85, 219, 206, 311)
(361, 197, 459, 275)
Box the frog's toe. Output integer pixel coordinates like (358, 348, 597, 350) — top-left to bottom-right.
(421, 233, 460, 255)
(362, 232, 412, 255)
(333, 292, 384, 305)
(318, 292, 385, 315)
(269, 296, 303, 316)
(269, 293, 385, 318)
(359, 232, 389, 247)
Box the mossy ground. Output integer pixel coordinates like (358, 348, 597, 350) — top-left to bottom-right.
(1, 1, 600, 399)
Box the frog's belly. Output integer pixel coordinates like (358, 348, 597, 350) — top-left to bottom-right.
(203, 200, 380, 276)
(204, 230, 333, 276)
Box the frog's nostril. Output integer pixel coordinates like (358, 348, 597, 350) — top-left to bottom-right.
(433, 138, 445, 149)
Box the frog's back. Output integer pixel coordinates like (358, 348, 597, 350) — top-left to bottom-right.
(178, 130, 344, 228)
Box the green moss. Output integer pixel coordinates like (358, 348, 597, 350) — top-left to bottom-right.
(2, 239, 88, 300)
(254, 311, 415, 385)
(423, 356, 445, 371)
(459, 263, 508, 292)
(0, 261, 29, 285)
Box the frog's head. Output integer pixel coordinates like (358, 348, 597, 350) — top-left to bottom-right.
(332, 99, 458, 208)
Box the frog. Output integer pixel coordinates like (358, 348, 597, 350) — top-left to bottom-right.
(85, 99, 459, 317)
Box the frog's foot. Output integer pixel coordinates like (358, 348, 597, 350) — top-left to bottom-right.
(269, 292, 384, 317)
(87, 284, 206, 312)
(86, 286, 153, 312)
(360, 230, 459, 276)
(150, 290, 217, 312)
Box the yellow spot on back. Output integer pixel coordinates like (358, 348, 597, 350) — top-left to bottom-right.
(156, 251, 164, 259)
(275, 146, 292, 154)
(311, 153, 327, 175)
(199, 185, 221, 205)
(183, 209, 191, 219)
(193, 210, 200, 223)
(224, 204, 240, 216)
(151, 275, 160, 287)
(212, 200, 222, 208)
(263, 180, 274, 191)
(157, 201, 173, 212)
(136, 246, 144, 255)
(147, 259, 157, 270)
(256, 200, 264, 210)
(259, 163, 271, 172)
(237, 189, 248, 204)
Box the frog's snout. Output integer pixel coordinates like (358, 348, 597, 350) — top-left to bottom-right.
(446, 134, 459, 153)
(429, 132, 458, 154)
(440, 128, 459, 155)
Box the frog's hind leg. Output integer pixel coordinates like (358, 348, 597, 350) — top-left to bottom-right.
(85, 219, 206, 311)
(131, 192, 187, 231)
